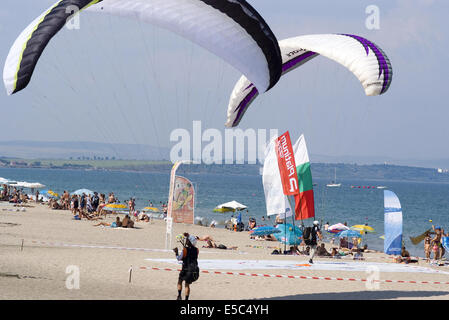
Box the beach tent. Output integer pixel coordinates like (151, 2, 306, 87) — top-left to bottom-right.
(71, 189, 94, 196)
(213, 201, 247, 213)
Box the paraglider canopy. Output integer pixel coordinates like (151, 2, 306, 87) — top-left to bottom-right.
(3, 0, 283, 96)
(226, 33, 393, 127)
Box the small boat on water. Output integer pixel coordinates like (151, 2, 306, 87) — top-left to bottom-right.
(326, 168, 341, 187)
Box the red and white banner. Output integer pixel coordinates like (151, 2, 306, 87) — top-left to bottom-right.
(275, 131, 299, 196)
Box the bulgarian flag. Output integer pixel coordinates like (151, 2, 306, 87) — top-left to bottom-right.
(292, 134, 315, 220)
(262, 133, 315, 220)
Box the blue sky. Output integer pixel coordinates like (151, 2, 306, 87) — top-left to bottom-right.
(0, 0, 448, 164)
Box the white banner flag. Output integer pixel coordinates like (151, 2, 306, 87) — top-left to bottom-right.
(262, 137, 293, 217)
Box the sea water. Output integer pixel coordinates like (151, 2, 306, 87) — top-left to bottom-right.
(1, 167, 448, 257)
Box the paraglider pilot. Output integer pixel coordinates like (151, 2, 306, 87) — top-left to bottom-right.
(173, 233, 200, 300)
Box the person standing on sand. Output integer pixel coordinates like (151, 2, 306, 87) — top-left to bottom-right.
(424, 234, 432, 261)
(431, 225, 443, 262)
(79, 194, 86, 217)
(308, 220, 322, 264)
(73, 195, 79, 216)
(174, 233, 199, 300)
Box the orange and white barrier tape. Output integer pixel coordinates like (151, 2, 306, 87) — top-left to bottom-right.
(141, 266, 449, 285)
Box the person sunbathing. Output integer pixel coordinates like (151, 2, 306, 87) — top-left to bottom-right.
(196, 235, 214, 242)
(203, 240, 237, 250)
(94, 217, 122, 228)
(316, 243, 331, 256)
(401, 246, 410, 258)
(284, 245, 302, 255)
(263, 234, 276, 241)
(330, 248, 342, 258)
(353, 249, 365, 260)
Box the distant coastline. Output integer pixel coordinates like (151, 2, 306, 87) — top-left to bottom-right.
(1, 157, 449, 184)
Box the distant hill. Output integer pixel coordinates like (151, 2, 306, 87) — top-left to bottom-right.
(0, 140, 170, 160)
(1, 140, 448, 169)
(1, 156, 448, 184)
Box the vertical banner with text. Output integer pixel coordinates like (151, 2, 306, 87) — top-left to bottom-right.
(275, 131, 300, 196)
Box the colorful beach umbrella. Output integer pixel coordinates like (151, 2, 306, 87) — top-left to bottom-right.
(327, 223, 349, 234)
(71, 189, 94, 196)
(41, 190, 59, 199)
(250, 226, 281, 237)
(337, 229, 362, 238)
(103, 203, 128, 212)
(274, 224, 303, 245)
(142, 207, 160, 213)
(351, 225, 375, 234)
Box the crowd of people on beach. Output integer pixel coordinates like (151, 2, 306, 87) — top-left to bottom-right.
(2, 183, 447, 265)
(1, 184, 31, 204)
(1, 184, 169, 228)
(221, 214, 448, 265)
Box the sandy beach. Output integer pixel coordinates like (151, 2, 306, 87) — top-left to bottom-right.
(1, 202, 448, 300)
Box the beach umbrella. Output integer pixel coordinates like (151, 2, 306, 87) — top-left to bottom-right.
(103, 203, 128, 212)
(327, 223, 349, 234)
(71, 189, 94, 196)
(25, 182, 45, 189)
(351, 224, 375, 234)
(213, 200, 247, 213)
(41, 190, 59, 199)
(274, 224, 303, 245)
(249, 226, 281, 237)
(142, 207, 160, 213)
(337, 229, 362, 238)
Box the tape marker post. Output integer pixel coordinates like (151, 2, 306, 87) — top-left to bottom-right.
(141, 266, 449, 286)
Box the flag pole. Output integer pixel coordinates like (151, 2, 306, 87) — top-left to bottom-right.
(287, 194, 301, 253)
